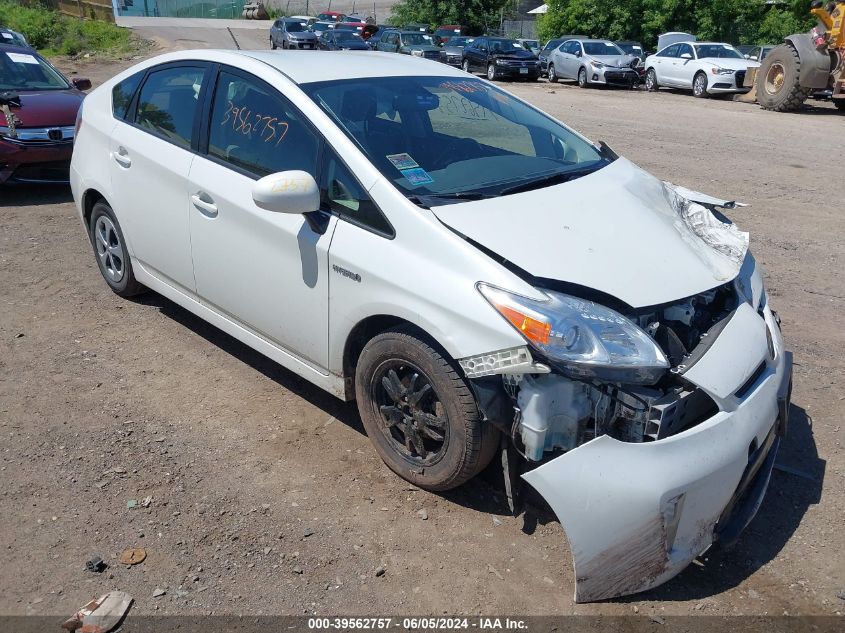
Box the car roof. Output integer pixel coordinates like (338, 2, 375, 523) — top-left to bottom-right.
(236, 50, 464, 83)
(0, 42, 38, 55)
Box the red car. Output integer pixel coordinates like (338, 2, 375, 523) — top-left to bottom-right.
(0, 44, 90, 185)
(434, 24, 465, 44)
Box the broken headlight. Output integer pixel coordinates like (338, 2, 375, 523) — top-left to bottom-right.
(478, 283, 669, 384)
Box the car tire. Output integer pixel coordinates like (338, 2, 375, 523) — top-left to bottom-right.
(547, 64, 558, 83)
(487, 63, 498, 81)
(462, 58, 471, 74)
(645, 68, 659, 91)
(693, 71, 709, 98)
(270, 37, 277, 50)
(355, 326, 499, 492)
(89, 201, 144, 298)
(282, 40, 288, 50)
(578, 67, 588, 88)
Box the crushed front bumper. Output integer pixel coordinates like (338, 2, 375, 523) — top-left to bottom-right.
(522, 302, 792, 602)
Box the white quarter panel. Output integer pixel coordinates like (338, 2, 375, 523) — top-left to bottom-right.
(187, 155, 336, 370)
(327, 177, 531, 376)
(70, 87, 116, 226)
(109, 121, 196, 291)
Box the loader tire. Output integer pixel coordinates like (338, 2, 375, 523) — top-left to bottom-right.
(756, 44, 812, 112)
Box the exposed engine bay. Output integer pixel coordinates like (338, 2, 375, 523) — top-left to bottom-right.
(471, 283, 740, 462)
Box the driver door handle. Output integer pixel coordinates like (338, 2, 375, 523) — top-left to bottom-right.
(191, 192, 218, 218)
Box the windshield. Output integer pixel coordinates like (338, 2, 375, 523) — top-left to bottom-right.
(336, 24, 362, 31)
(489, 39, 524, 53)
(617, 43, 642, 55)
(447, 37, 473, 47)
(284, 21, 305, 32)
(583, 41, 624, 56)
(336, 31, 362, 41)
(0, 50, 69, 91)
(302, 76, 608, 200)
(402, 33, 433, 45)
(694, 44, 743, 59)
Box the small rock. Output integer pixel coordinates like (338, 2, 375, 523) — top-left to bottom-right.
(649, 616, 665, 625)
(303, 528, 315, 537)
(292, 566, 303, 574)
(836, 590, 845, 601)
(748, 588, 760, 599)
(416, 509, 428, 520)
(375, 565, 386, 577)
(492, 517, 502, 527)
(632, 605, 639, 614)
(152, 588, 166, 598)
(141, 496, 153, 508)
(127, 500, 138, 509)
(486, 564, 503, 580)
(174, 589, 189, 598)
(263, 547, 272, 555)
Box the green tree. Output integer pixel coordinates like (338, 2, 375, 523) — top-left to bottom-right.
(389, 0, 512, 34)
(539, 0, 817, 50)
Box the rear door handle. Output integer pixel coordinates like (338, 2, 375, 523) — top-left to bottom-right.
(191, 192, 218, 218)
(112, 147, 131, 168)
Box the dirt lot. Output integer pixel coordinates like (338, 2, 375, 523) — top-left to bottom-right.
(1, 41, 844, 620)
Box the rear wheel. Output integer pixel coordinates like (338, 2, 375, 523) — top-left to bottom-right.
(756, 44, 812, 111)
(270, 37, 277, 50)
(487, 63, 498, 81)
(577, 67, 588, 88)
(693, 71, 709, 98)
(547, 64, 558, 83)
(355, 327, 499, 491)
(461, 58, 471, 74)
(645, 68, 659, 91)
(89, 201, 144, 298)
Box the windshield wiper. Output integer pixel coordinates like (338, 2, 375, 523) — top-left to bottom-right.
(498, 166, 601, 196)
(406, 191, 491, 207)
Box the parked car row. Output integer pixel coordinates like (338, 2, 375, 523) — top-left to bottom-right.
(540, 32, 765, 98)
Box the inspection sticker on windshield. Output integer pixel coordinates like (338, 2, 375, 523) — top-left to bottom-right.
(5, 52, 39, 65)
(1, 32, 12, 39)
(401, 167, 434, 186)
(386, 153, 419, 170)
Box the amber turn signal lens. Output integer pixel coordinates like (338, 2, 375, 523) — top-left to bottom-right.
(497, 304, 552, 345)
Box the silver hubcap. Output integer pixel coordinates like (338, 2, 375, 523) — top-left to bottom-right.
(94, 215, 125, 284)
(579, 70, 586, 85)
(488, 65, 494, 79)
(549, 66, 555, 80)
(695, 75, 705, 94)
(647, 72, 654, 89)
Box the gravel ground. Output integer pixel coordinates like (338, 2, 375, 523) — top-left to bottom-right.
(1, 44, 843, 619)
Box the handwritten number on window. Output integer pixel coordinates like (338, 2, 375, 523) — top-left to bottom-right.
(221, 100, 289, 146)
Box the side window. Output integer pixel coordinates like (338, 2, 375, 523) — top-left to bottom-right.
(321, 149, 392, 236)
(678, 43, 693, 58)
(112, 70, 143, 120)
(661, 44, 680, 58)
(134, 66, 205, 149)
(207, 70, 319, 179)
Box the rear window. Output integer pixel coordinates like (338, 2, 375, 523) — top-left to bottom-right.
(112, 71, 143, 120)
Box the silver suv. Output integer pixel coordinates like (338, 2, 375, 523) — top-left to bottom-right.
(270, 18, 317, 50)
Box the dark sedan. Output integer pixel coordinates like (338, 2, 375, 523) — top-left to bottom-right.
(461, 37, 539, 81)
(1, 45, 90, 185)
(318, 30, 369, 51)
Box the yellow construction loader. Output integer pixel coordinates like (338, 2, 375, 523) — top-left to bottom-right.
(741, 1, 845, 111)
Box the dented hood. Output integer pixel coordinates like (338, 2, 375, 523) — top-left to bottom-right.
(430, 158, 748, 308)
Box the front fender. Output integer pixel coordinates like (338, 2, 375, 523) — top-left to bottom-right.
(785, 33, 832, 89)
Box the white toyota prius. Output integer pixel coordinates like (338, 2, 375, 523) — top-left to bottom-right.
(70, 50, 792, 602)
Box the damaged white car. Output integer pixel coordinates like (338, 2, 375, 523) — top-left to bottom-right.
(70, 50, 792, 603)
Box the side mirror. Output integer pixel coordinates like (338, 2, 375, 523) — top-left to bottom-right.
(72, 77, 92, 91)
(252, 170, 320, 214)
(575, 50, 582, 57)
(680, 53, 692, 59)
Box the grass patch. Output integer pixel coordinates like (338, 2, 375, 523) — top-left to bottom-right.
(0, 1, 146, 58)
